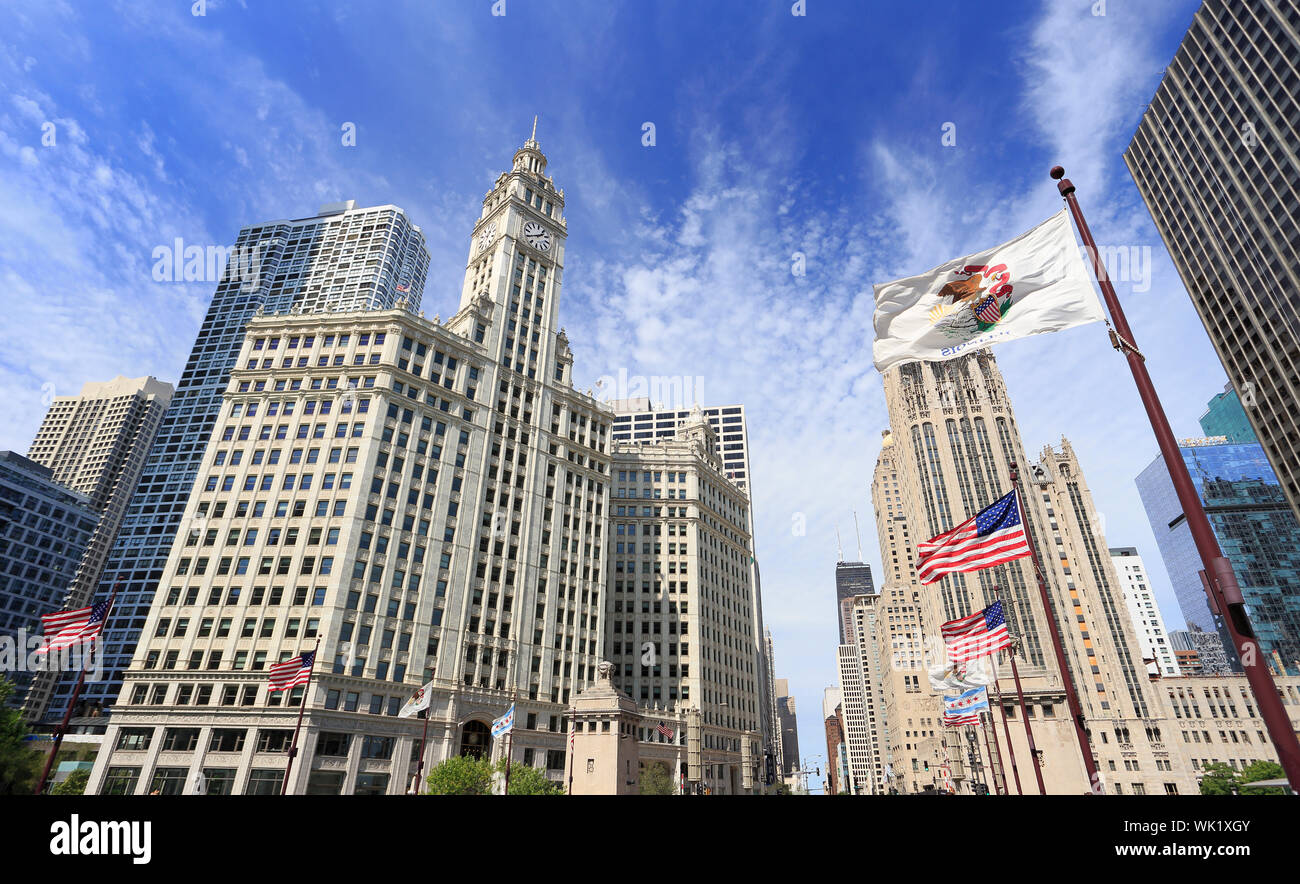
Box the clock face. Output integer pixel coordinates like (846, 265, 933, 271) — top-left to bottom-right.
(477, 221, 497, 254)
(522, 221, 552, 252)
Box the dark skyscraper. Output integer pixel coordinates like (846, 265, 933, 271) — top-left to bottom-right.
(1125, 0, 1300, 525)
(835, 561, 874, 643)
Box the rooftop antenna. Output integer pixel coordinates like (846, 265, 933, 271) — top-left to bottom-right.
(835, 527, 844, 563)
(852, 511, 864, 561)
(530, 114, 538, 142)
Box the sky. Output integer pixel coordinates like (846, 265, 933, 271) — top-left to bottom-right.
(0, 0, 1218, 782)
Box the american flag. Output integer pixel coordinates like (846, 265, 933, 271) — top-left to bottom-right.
(916, 490, 1032, 585)
(943, 712, 981, 728)
(974, 294, 1002, 324)
(268, 651, 315, 691)
(941, 601, 1012, 664)
(656, 722, 675, 740)
(395, 282, 411, 293)
(34, 600, 110, 655)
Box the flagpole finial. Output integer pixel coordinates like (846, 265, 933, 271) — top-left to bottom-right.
(1050, 165, 1076, 196)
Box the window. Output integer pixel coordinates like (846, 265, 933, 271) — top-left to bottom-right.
(245, 770, 283, 795)
(162, 728, 200, 752)
(101, 767, 141, 795)
(115, 728, 154, 752)
(315, 732, 351, 757)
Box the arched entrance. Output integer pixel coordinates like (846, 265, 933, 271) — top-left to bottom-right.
(459, 720, 492, 759)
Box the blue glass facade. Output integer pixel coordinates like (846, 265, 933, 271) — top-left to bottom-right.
(42, 204, 429, 725)
(1136, 441, 1300, 675)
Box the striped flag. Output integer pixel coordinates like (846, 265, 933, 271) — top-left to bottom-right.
(943, 686, 990, 716)
(941, 601, 1012, 664)
(268, 651, 315, 691)
(943, 713, 981, 728)
(656, 722, 675, 740)
(33, 601, 110, 655)
(916, 490, 1032, 585)
(492, 703, 515, 737)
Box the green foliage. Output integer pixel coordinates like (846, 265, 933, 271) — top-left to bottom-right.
(0, 678, 42, 795)
(766, 780, 793, 795)
(1239, 761, 1285, 795)
(499, 760, 562, 795)
(639, 762, 675, 795)
(52, 768, 91, 796)
(1197, 762, 1238, 796)
(424, 754, 563, 795)
(425, 754, 494, 795)
(1198, 760, 1286, 795)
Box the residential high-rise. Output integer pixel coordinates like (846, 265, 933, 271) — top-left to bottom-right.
(1125, 0, 1300, 524)
(1109, 547, 1180, 678)
(764, 629, 782, 781)
(51, 202, 429, 732)
(0, 452, 100, 707)
(1200, 383, 1256, 444)
(84, 133, 633, 795)
(774, 678, 799, 779)
(609, 399, 774, 762)
(1136, 437, 1300, 675)
(21, 375, 174, 722)
(606, 410, 763, 793)
(834, 561, 874, 644)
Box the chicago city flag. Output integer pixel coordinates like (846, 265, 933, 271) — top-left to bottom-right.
(872, 210, 1104, 372)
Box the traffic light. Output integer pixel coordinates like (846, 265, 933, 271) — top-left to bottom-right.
(765, 754, 775, 785)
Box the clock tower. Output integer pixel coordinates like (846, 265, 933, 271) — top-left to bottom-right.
(449, 119, 571, 386)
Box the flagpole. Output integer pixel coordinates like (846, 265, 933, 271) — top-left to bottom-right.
(566, 702, 576, 795)
(1009, 467, 1100, 792)
(280, 637, 320, 796)
(412, 707, 430, 794)
(1004, 638, 1047, 795)
(989, 641, 1023, 794)
(34, 582, 119, 795)
(1051, 165, 1300, 792)
(502, 690, 517, 796)
(980, 704, 1006, 795)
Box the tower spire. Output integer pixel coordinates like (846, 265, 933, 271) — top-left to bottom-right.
(531, 114, 538, 143)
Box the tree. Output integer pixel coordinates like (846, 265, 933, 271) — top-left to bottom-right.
(425, 755, 494, 795)
(0, 678, 42, 795)
(1239, 761, 1285, 795)
(639, 762, 675, 795)
(52, 768, 90, 796)
(1197, 762, 1238, 796)
(425, 755, 564, 795)
(498, 760, 562, 795)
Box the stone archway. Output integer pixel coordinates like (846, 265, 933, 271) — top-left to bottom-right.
(459, 720, 492, 760)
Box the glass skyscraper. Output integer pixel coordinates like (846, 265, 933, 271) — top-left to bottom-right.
(1199, 384, 1256, 444)
(43, 202, 429, 727)
(1136, 439, 1300, 675)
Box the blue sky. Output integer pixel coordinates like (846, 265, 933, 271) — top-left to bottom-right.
(0, 0, 1216, 780)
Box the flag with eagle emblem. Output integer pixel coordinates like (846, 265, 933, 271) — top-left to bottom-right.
(872, 210, 1104, 372)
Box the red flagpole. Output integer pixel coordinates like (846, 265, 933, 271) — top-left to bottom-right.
(1005, 639, 1047, 795)
(279, 637, 320, 796)
(981, 703, 1007, 795)
(989, 655, 1023, 795)
(1008, 474, 1100, 792)
(34, 582, 119, 795)
(1051, 165, 1300, 791)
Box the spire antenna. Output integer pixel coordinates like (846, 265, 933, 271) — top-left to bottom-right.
(530, 115, 538, 142)
(852, 510, 864, 561)
(835, 527, 844, 563)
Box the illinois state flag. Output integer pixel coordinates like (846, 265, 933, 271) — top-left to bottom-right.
(872, 210, 1104, 372)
